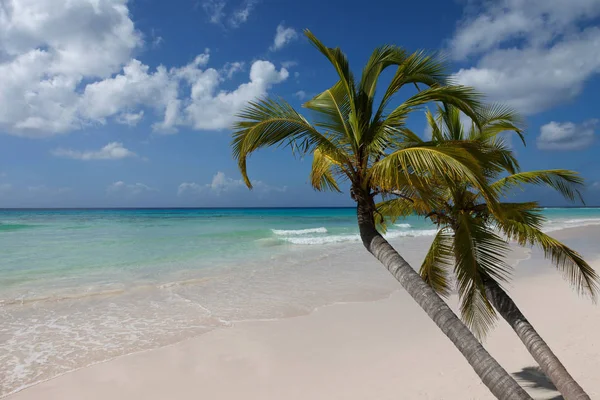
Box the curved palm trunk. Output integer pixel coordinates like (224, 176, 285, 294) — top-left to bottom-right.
(484, 278, 590, 400)
(355, 195, 531, 400)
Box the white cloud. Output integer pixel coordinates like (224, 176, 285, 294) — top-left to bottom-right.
(0, 1, 287, 137)
(52, 142, 137, 160)
(107, 181, 156, 196)
(178, 171, 286, 196)
(449, 0, 600, 115)
(0, 0, 141, 135)
(182, 60, 288, 130)
(222, 61, 244, 79)
(270, 23, 298, 51)
(116, 111, 144, 126)
(294, 90, 307, 100)
(150, 29, 164, 48)
(229, 0, 257, 27)
(202, 0, 226, 24)
(450, 0, 600, 60)
(202, 0, 257, 28)
(537, 119, 597, 150)
(177, 182, 204, 196)
(281, 61, 298, 69)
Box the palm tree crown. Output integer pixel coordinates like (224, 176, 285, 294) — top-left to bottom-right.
(233, 31, 499, 208)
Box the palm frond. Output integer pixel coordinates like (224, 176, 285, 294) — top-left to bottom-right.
(304, 80, 355, 150)
(420, 228, 454, 298)
(480, 139, 521, 175)
(454, 213, 512, 339)
(426, 108, 444, 142)
(375, 51, 448, 120)
(310, 146, 342, 192)
(490, 170, 585, 203)
(232, 98, 350, 187)
(358, 45, 408, 105)
(474, 103, 525, 146)
(380, 86, 481, 135)
(369, 144, 483, 192)
(497, 218, 599, 300)
(304, 29, 356, 113)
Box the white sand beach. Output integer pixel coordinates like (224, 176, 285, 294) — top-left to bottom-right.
(6, 226, 600, 400)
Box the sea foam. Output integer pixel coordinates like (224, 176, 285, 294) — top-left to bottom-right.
(280, 228, 437, 245)
(271, 227, 328, 235)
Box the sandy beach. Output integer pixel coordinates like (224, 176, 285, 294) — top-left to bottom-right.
(5, 226, 600, 400)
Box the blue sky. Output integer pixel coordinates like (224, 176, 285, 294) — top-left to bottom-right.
(0, 0, 599, 207)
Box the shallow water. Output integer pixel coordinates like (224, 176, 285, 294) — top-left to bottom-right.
(1, 207, 600, 396)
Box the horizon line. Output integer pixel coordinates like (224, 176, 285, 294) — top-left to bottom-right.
(1, 206, 599, 211)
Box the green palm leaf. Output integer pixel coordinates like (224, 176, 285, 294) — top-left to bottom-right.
(232, 98, 350, 188)
(304, 29, 356, 113)
(369, 144, 492, 207)
(453, 213, 512, 339)
(304, 80, 355, 151)
(310, 146, 343, 192)
(490, 170, 585, 203)
(420, 228, 454, 298)
(497, 218, 599, 300)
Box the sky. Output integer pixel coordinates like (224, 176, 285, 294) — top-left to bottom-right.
(1, 0, 600, 207)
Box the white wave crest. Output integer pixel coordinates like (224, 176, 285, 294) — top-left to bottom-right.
(272, 227, 328, 236)
(281, 229, 437, 245)
(282, 234, 360, 245)
(394, 223, 412, 228)
(386, 229, 438, 238)
(543, 218, 600, 232)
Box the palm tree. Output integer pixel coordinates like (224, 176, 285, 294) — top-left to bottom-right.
(232, 31, 531, 399)
(378, 103, 599, 399)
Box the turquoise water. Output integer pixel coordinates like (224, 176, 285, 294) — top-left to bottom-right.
(0, 208, 437, 300)
(1, 207, 600, 396)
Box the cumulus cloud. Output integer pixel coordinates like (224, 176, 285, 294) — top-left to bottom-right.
(52, 142, 138, 160)
(270, 23, 298, 51)
(0, 0, 287, 137)
(537, 119, 597, 150)
(178, 171, 286, 196)
(116, 111, 144, 126)
(182, 60, 288, 130)
(450, 0, 600, 115)
(0, 0, 141, 135)
(107, 181, 156, 196)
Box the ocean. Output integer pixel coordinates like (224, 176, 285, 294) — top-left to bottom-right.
(1, 207, 600, 396)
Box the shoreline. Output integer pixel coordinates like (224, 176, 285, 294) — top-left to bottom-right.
(6, 265, 600, 399)
(2, 225, 599, 399)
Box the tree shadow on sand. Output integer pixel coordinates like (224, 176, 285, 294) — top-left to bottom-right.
(513, 366, 563, 400)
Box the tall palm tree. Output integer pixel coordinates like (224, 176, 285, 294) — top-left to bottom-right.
(232, 31, 531, 399)
(378, 103, 599, 399)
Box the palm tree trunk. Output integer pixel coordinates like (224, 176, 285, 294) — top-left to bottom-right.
(355, 194, 531, 400)
(484, 278, 590, 400)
